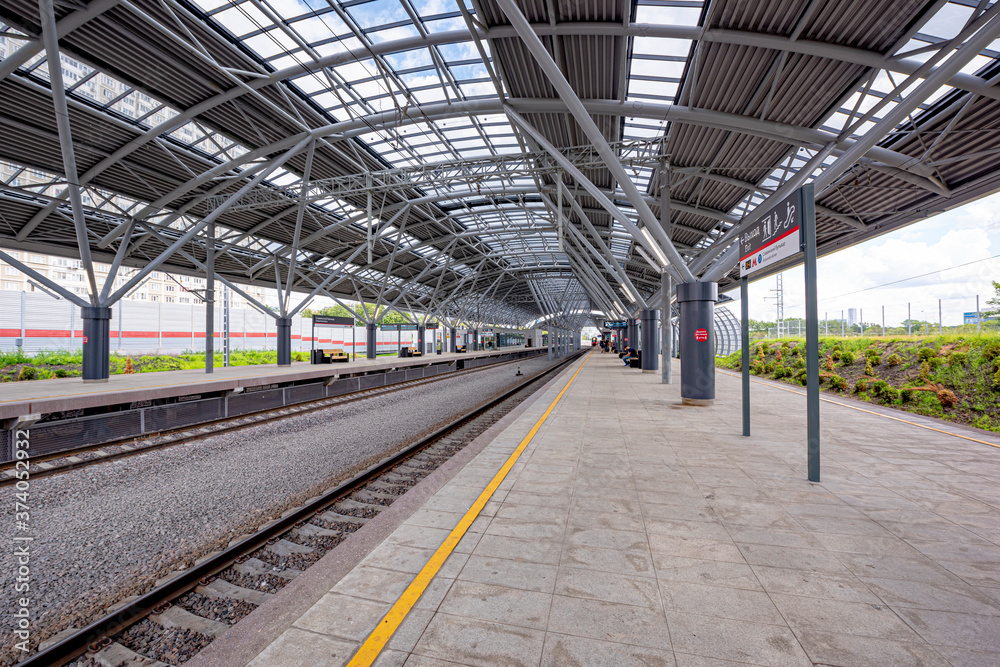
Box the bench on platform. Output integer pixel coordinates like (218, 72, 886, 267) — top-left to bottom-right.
(312, 348, 349, 364)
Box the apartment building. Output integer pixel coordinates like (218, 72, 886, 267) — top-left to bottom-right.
(0, 249, 269, 310)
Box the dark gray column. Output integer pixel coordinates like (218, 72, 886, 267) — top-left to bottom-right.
(661, 272, 672, 384)
(741, 277, 751, 437)
(640, 309, 659, 372)
(276, 316, 292, 366)
(677, 282, 718, 405)
(82, 306, 112, 382)
(205, 222, 215, 374)
(449, 327, 456, 352)
(418, 326, 425, 354)
(366, 322, 377, 359)
(472, 329, 479, 351)
(547, 329, 553, 360)
(626, 318, 637, 350)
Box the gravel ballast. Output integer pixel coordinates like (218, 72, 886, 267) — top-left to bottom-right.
(0, 354, 564, 661)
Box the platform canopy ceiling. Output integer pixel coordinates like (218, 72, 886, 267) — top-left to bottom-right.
(1, 0, 1000, 326)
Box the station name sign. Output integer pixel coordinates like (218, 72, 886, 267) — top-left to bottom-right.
(399, 323, 419, 331)
(313, 315, 354, 326)
(603, 320, 628, 328)
(426, 323, 439, 330)
(740, 188, 803, 277)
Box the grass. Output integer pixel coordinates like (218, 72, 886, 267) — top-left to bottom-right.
(718, 334, 1000, 433)
(0, 349, 312, 382)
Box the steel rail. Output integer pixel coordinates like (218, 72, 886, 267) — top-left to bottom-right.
(15, 349, 587, 667)
(0, 352, 544, 486)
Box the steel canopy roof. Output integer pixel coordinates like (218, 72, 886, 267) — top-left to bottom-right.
(0, 0, 999, 326)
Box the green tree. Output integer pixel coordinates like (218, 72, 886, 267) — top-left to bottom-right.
(982, 281, 1000, 319)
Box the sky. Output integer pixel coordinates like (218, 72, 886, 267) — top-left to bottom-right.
(723, 190, 1000, 327)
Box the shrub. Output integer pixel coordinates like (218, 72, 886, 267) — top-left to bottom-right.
(773, 364, 787, 379)
(795, 358, 806, 369)
(982, 341, 1000, 360)
(918, 347, 936, 362)
(16, 366, 36, 381)
(919, 361, 932, 379)
(886, 353, 903, 367)
(764, 362, 775, 374)
(751, 361, 764, 375)
(868, 355, 881, 366)
(900, 388, 913, 403)
(829, 375, 848, 391)
(854, 378, 870, 393)
(756, 345, 766, 359)
(775, 349, 783, 362)
(795, 369, 808, 386)
(781, 341, 791, 351)
(840, 351, 856, 365)
(825, 355, 834, 371)
(831, 349, 842, 361)
(865, 348, 881, 361)
(937, 388, 957, 408)
(864, 360, 875, 377)
(948, 352, 967, 367)
(54, 368, 69, 378)
(871, 380, 898, 402)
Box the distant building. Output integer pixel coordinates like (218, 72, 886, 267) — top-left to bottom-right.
(964, 312, 998, 325)
(0, 249, 268, 310)
(847, 308, 858, 327)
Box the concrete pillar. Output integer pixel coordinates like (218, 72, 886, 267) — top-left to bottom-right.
(82, 306, 112, 382)
(641, 309, 659, 372)
(472, 329, 479, 351)
(366, 322, 377, 359)
(677, 282, 718, 405)
(547, 329, 553, 360)
(626, 318, 637, 350)
(276, 317, 292, 366)
(418, 326, 425, 354)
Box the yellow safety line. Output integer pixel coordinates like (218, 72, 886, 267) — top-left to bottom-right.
(346, 353, 590, 666)
(720, 369, 1000, 450)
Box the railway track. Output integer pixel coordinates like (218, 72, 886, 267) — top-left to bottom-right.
(17, 349, 586, 667)
(0, 353, 542, 486)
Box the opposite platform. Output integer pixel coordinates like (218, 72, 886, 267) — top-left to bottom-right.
(195, 349, 1000, 667)
(0, 346, 539, 419)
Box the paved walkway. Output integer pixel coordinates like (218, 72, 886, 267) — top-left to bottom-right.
(237, 350, 1000, 666)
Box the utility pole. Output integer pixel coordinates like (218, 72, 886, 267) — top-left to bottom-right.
(764, 274, 784, 338)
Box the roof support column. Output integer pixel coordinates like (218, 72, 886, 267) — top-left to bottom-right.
(39, 0, 100, 303)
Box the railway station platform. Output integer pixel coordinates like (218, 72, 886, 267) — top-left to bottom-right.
(0, 346, 540, 420)
(191, 349, 1000, 667)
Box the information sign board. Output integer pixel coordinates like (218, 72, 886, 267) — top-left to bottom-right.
(426, 323, 439, 330)
(603, 320, 628, 328)
(399, 323, 418, 331)
(380, 323, 399, 331)
(313, 315, 354, 326)
(740, 189, 802, 277)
